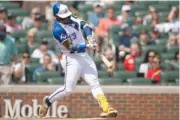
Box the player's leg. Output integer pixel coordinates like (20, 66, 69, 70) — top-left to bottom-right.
(80, 56, 117, 118)
(39, 56, 81, 118)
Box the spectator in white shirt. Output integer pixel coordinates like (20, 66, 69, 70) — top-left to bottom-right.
(13, 52, 30, 83)
(22, 7, 40, 29)
(139, 50, 157, 76)
(31, 40, 58, 64)
(117, 5, 131, 22)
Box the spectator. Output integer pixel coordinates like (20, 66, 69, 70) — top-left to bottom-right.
(96, 7, 121, 38)
(22, 7, 40, 29)
(0, 25, 17, 85)
(165, 51, 179, 71)
(175, 33, 180, 46)
(96, 7, 121, 51)
(139, 50, 157, 76)
(30, 14, 42, 32)
(45, 1, 53, 29)
(119, 26, 134, 51)
(150, 29, 160, 42)
(4, 13, 22, 34)
(88, 3, 105, 28)
(31, 40, 58, 64)
(146, 55, 161, 84)
(25, 29, 37, 53)
(168, 6, 179, 22)
(133, 16, 143, 29)
(139, 31, 154, 46)
(119, 42, 141, 58)
(103, 49, 116, 76)
(143, 6, 157, 25)
(13, 52, 30, 83)
(151, 12, 160, 27)
(129, 43, 141, 58)
(119, 51, 135, 71)
(33, 54, 55, 83)
(0, 7, 7, 24)
(117, 5, 131, 22)
(167, 34, 178, 49)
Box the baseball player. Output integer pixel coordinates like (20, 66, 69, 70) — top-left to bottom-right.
(39, 3, 117, 118)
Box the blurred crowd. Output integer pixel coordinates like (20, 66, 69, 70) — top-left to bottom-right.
(0, 1, 179, 85)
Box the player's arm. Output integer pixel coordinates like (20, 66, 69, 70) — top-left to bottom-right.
(53, 27, 88, 52)
(80, 20, 99, 51)
(80, 20, 95, 41)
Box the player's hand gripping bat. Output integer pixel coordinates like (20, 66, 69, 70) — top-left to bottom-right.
(86, 36, 113, 69)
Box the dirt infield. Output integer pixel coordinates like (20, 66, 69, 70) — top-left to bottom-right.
(0, 118, 107, 120)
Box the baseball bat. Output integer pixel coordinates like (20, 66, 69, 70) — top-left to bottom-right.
(98, 52, 113, 69)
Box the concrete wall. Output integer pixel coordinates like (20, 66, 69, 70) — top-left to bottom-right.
(0, 85, 179, 120)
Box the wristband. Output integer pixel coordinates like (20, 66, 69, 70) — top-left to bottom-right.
(71, 44, 87, 52)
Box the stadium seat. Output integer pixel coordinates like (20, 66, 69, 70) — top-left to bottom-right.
(168, 1, 179, 7)
(47, 77, 64, 85)
(135, 11, 148, 17)
(35, 71, 61, 83)
(109, 25, 121, 45)
(16, 44, 26, 54)
(135, 58, 143, 71)
(78, 4, 93, 20)
(36, 30, 53, 39)
(16, 16, 24, 24)
(159, 11, 169, 17)
(135, 1, 157, 7)
(127, 78, 153, 85)
(160, 62, 171, 70)
(114, 71, 137, 82)
(30, 58, 39, 63)
(150, 4, 170, 12)
(155, 39, 168, 46)
(161, 53, 174, 61)
(98, 70, 109, 78)
(0, 2, 20, 9)
(161, 71, 179, 84)
(133, 25, 152, 34)
(25, 63, 40, 83)
(28, 44, 39, 54)
(11, 29, 28, 40)
(8, 9, 29, 17)
(167, 46, 179, 53)
(114, 1, 124, 10)
(131, 4, 147, 11)
(142, 45, 166, 54)
(117, 63, 125, 71)
(125, 17, 136, 25)
(99, 78, 123, 85)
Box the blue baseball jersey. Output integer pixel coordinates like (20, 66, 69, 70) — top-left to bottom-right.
(52, 15, 92, 54)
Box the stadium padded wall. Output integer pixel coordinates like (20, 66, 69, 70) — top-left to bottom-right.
(0, 85, 179, 120)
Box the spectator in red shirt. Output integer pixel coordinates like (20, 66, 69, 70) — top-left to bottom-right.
(120, 51, 135, 71)
(96, 7, 122, 37)
(146, 55, 161, 84)
(95, 7, 122, 51)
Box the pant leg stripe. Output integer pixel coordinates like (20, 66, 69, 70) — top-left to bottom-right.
(49, 56, 67, 100)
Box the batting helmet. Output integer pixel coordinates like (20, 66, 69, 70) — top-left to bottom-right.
(53, 3, 72, 18)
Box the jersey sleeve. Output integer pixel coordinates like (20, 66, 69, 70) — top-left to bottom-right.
(80, 20, 93, 37)
(52, 25, 70, 43)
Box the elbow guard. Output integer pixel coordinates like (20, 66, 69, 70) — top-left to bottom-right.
(84, 26, 93, 37)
